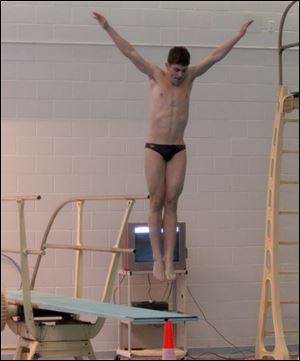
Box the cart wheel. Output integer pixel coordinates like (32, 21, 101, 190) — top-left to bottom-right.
(114, 355, 121, 360)
(1, 289, 8, 332)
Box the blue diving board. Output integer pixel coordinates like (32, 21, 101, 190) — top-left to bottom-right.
(6, 289, 198, 325)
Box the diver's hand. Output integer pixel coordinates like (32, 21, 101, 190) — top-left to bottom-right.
(93, 12, 109, 30)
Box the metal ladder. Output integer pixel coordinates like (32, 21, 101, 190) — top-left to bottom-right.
(255, 1, 299, 359)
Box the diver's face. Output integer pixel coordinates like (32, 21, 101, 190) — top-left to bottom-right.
(166, 63, 188, 86)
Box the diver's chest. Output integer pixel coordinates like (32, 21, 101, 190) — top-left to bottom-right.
(153, 84, 190, 105)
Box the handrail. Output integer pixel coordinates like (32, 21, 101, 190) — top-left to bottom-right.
(1, 195, 41, 201)
(1, 194, 148, 342)
(1, 254, 22, 289)
(30, 195, 148, 290)
(278, 1, 299, 85)
(1, 195, 42, 339)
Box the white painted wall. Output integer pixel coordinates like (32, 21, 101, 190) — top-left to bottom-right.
(1, 1, 299, 353)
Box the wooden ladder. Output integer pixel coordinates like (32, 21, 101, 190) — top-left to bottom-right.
(255, 85, 299, 359)
(256, 2, 299, 358)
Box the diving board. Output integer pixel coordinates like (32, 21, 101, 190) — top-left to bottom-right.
(1, 195, 198, 360)
(7, 290, 198, 325)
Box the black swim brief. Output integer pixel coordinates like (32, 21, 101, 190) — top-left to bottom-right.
(145, 143, 186, 162)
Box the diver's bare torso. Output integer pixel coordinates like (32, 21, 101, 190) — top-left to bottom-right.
(147, 68, 194, 145)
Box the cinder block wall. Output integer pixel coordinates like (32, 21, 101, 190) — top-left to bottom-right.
(1, 1, 299, 353)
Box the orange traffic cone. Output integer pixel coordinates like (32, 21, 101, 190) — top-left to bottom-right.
(162, 320, 176, 360)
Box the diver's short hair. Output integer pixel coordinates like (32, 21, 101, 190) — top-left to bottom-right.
(167, 46, 190, 66)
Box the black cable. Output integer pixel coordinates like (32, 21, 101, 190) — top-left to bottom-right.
(187, 286, 254, 358)
(186, 350, 254, 360)
(112, 274, 125, 304)
(162, 282, 173, 302)
(147, 273, 153, 301)
(1, 253, 22, 289)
